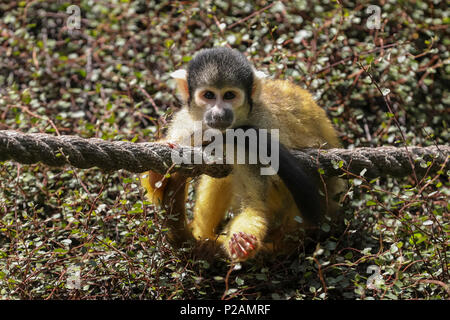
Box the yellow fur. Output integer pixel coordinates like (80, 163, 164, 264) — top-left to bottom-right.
(141, 77, 345, 261)
(140, 171, 166, 205)
(189, 175, 233, 240)
(253, 80, 341, 149)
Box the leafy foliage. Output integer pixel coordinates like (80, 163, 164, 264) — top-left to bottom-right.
(0, 0, 448, 299)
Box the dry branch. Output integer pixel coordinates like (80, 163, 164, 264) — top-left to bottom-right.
(0, 130, 448, 179)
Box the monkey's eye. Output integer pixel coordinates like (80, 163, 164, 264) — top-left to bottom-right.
(223, 91, 236, 100)
(203, 91, 216, 100)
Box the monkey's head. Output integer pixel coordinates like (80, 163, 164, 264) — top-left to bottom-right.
(171, 47, 265, 131)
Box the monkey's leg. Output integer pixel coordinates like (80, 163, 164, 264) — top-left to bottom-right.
(189, 175, 233, 241)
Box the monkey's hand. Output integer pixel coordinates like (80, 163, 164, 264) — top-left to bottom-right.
(229, 232, 258, 261)
(140, 171, 168, 205)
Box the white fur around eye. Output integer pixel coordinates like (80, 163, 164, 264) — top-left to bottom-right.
(194, 89, 215, 106)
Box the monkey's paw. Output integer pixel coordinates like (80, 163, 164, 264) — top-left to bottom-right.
(229, 232, 258, 261)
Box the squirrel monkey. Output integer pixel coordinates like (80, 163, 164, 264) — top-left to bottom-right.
(141, 47, 345, 261)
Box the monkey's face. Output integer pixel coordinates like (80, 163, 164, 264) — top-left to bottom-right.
(170, 48, 265, 133)
(192, 86, 247, 131)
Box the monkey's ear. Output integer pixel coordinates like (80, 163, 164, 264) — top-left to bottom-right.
(252, 70, 267, 100)
(170, 69, 189, 102)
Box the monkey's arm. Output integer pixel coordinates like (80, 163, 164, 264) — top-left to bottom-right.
(221, 203, 268, 261)
(140, 171, 168, 205)
(141, 170, 191, 246)
(211, 166, 270, 261)
(139, 108, 199, 244)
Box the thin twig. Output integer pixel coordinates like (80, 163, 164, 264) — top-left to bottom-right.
(226, 2, 276, 30)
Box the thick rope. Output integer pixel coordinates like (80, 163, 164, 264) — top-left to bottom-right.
(0, 130, 448, 179)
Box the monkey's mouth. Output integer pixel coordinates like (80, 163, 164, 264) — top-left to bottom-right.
(204, 113, 234, 132)
(205, 123, 233, 132)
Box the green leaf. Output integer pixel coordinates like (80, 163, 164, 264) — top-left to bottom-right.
(182, 55, 192, 62)
(164, 39, 174, 48)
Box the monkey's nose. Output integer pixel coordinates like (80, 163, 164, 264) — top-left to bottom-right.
(205, 108, 234, 130)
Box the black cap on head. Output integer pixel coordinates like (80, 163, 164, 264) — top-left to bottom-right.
(187, 47, 254, 107)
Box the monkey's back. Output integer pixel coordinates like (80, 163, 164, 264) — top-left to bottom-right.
(255, 79, 341, 150)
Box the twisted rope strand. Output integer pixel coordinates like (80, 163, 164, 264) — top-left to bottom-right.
(0, 130, 448, 179)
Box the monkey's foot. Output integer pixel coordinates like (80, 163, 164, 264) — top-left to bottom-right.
(229, 232, 258, 261)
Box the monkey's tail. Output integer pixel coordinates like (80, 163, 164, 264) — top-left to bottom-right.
(277, 143, 322, 226)
(235, 125, 322, 226)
